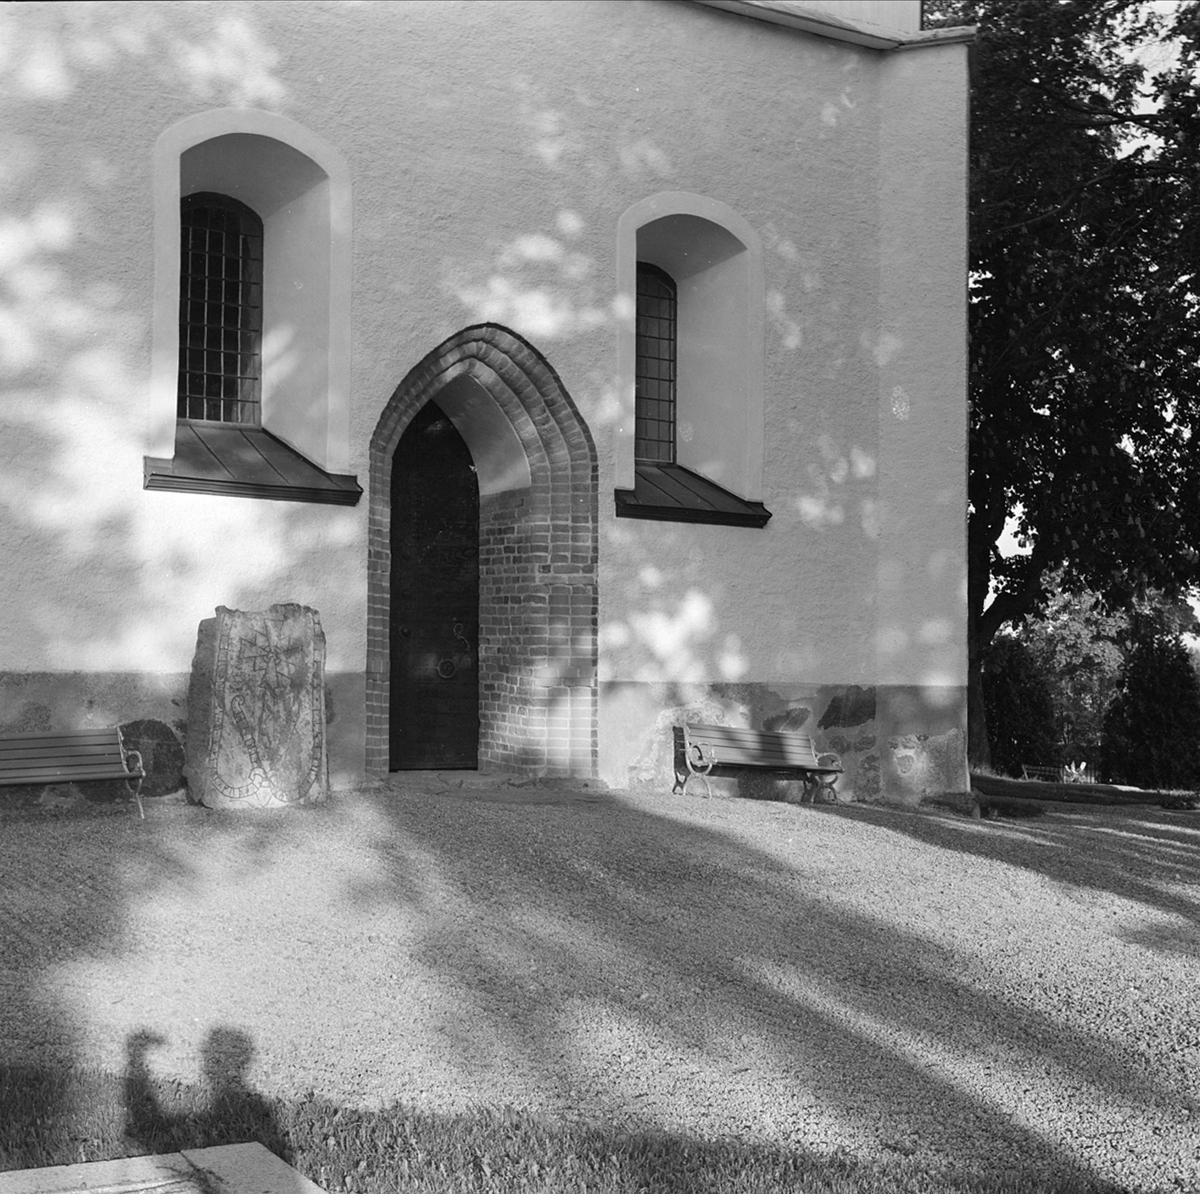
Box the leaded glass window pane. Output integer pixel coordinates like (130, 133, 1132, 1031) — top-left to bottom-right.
(177, 193, 263, 424)
(635, 262, 676, 463)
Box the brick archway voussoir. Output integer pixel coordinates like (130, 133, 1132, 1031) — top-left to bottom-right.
(366, 323, 597, 779)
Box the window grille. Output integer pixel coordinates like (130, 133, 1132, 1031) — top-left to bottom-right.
(635, 262, 677, 463)
(177, 193, 263, 424)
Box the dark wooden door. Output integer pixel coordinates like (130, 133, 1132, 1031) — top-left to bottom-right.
(390, 401, 479, 769)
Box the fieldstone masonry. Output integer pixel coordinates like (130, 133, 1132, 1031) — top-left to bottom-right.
(185, 604, 328, 809)
(119, 718, 185, 798)
(615, 680, 967, 804)
(886, 727, 970, 800)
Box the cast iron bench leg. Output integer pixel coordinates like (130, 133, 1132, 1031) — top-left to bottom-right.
(125, 749, 145, 819)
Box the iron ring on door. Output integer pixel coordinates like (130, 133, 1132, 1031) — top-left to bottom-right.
(436, 622, 471, 680)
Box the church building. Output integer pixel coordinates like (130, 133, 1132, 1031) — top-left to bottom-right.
(0, 0, 973, 802)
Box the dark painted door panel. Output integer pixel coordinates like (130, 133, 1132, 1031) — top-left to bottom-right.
(390, 401, 479, 770)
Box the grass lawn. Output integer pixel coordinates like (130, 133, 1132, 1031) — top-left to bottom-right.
(0, 1065, 1120, 1194)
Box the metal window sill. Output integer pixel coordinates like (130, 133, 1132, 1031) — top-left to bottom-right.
(614, 462, 770, 528)
(143, 421, 362, 506)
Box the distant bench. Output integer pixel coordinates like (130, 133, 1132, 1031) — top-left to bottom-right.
(674, 723, 843, 801)
(0, 727, 145, 818)
(1022, 762, 1095, 784)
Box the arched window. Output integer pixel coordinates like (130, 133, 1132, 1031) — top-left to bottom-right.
(178, 193, 263, 425)
(615, 193, 770, 527)
(635, 263, 677, 464)
(145, 111, 360, 505)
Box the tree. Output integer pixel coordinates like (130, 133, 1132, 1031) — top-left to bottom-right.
(981, 633, 1060, 776)
(1005, 581, 1196, 773)
(1018, 576, 1127, 764)
(924, 0, 1200, 764)
(1102, 607, 1200, 789)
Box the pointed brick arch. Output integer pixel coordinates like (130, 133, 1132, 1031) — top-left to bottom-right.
(367, 324, 598, 778)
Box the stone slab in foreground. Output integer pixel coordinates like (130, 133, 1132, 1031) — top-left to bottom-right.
(0, 1143, 325, 1194)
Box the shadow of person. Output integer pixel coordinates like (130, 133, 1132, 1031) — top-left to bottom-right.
(123, 1028, 175, 1148)
(122, 1026, 284, 1156)
(199, 1026, 284, 1152)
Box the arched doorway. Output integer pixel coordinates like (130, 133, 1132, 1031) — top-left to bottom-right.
(367, 324, 598, 779)
(390, 401, 479, 769)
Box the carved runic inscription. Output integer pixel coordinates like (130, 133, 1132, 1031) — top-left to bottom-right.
(187, 603, 328, 809)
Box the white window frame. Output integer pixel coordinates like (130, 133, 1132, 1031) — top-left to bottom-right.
(148, 109, 352, 474)
(615, 192, 766, 502)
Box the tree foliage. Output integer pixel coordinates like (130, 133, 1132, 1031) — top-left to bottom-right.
(1102, 608, 1200, 789)
(925, 0, 1200, 763)
(1017, 576, 1127, 763)
(981, 634, 1060, 777)
(999, 581, 1197, 777)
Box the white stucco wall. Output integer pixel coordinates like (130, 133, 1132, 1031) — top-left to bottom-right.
(0, 0, 968, 791)
(874, 45, 970, 692)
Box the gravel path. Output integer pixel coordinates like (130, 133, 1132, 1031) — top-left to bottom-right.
(1, 781, 1198, 1190)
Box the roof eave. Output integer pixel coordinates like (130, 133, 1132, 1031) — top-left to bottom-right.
(692, 0, 975, 51)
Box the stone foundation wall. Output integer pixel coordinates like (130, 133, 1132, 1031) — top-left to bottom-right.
(0, 669, 365, 810)
(598, 680, 968, 805)
(3, 670, 967, 809)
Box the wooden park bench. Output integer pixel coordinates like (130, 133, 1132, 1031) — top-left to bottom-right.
(0, 727, 145, 818)
(673, 722, 843, 801)
(1020, 764, 1061, 783)
(1022, 762, 1095, 784)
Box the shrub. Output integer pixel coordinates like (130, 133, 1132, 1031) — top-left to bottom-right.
(1018, 580, 1125, 767)
(1102, 612, 1200, 790)
(982, 635, 1060, 778)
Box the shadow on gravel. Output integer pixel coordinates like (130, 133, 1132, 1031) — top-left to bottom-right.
(825, 802, 1200, 927)
(337, 787, 1192, 1190)
(1, 790, 1192, 1191)
(0, 808, 212, 1173)
(121, 1025, 284, 1158)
